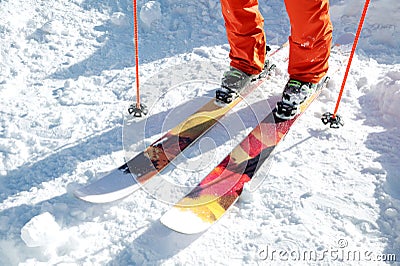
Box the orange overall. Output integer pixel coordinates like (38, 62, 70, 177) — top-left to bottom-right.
(220, 0, 332, 83)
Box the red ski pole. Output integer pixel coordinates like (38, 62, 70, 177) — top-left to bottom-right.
(322, 0, 370, 128)
(128, 0, 147, 117)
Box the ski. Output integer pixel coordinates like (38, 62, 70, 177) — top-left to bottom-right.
(74, 60, 278, 203)
(160, 77, 330, 234)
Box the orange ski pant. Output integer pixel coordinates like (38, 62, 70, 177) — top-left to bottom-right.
(220, 0, 332, 83)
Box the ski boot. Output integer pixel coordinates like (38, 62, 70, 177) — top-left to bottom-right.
(216, 67, 253, 104)
(216, 47, 272, 104)
(275, 79, 318, 120)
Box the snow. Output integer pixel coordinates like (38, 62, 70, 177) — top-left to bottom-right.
(140, 1, 162, 29)
(0, 0, 399, 264)
(368, 71, 400, 126)
(20, 212, 61, 248)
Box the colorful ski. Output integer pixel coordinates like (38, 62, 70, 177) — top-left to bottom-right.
(73, 62, 277, 203)
(160, 77, 329, 234)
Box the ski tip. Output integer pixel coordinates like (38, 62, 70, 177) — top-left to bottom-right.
(160, 207, 212, 235)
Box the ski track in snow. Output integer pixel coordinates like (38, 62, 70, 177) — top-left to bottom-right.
(0, 0, 399, 264)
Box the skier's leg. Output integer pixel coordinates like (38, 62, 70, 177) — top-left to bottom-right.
(220, 0, 266, 75)
(284, 0, 332, 83)
(275, 0, 332, 119)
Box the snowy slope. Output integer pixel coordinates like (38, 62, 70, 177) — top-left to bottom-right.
(0, 0, 399, 264)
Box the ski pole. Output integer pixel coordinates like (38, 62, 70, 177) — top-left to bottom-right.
(322, 0, 370, 128)
(128, 0, 148, 117)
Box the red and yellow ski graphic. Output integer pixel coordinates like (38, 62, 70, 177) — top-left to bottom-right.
(161, 77, 329, 234)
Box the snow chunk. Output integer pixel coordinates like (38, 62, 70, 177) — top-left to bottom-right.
(41, 20, 64, 35)
(384, 208, 398, 218)
(369, 71, 400, 126)
(140, 1, 162, 29)
(110, 12, 129, 27)
(20, 212, 61, 248)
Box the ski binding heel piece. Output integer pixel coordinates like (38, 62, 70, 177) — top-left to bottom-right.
(275, 102, 298, 120)
(216, 87, 238, 104)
